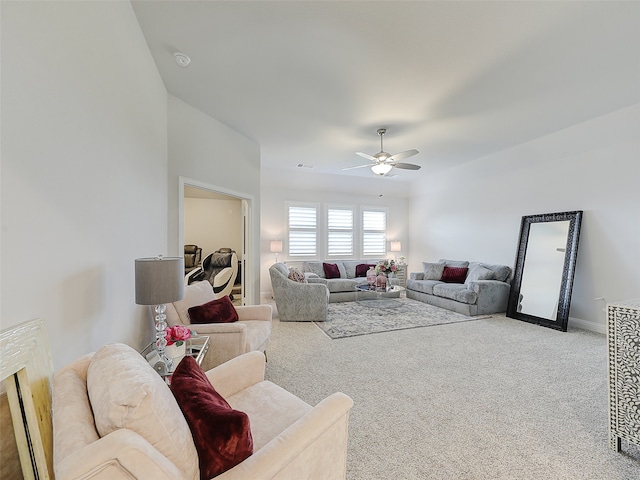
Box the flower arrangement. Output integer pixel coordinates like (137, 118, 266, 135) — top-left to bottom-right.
(164, 325, 192, 346)
(375, 259, 398, 276)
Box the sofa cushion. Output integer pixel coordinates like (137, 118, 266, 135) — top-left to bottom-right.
(87, 343, 199, 480)
(465, 264, 495, 285)
(323, 262, 341, 279)
(188, 296, 238, 324)
(171, 356, 253, 480)
(441, 266, 469, 283)
(439, 259, 470, 268)
(481, 263, 512, 282)
(406, 279, 442, 295)
(304, 261, 326, 278)
(422, 262, 445, 280)
(171, 281, 216, 324)
(355, 263, 376, 278)
(433, 284, 478, 304)
(327, 278, 362, 293)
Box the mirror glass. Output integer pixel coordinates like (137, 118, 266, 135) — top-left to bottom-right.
(518, 221, 570, 320)
(507, 211, 583, 331)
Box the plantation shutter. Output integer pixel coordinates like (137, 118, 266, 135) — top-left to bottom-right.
(362, 210, 386, 256)
(288, 205, 317, 256)
(328, 208, 353, 256)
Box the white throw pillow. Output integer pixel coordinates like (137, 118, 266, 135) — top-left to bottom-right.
(87, 343, 199, 480)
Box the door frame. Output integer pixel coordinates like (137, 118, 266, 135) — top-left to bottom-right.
(178, 176, 254, 305)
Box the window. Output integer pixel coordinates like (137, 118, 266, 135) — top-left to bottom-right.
(327, 207, 353, 256)
(362, 209, 386, 256)
(288, 204, 317, 257)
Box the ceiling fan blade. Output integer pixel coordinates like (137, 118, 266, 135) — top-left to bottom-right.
(342, 163, 375, 171)
(389, 149, 419, 161)
(392, 162, 421, 170)
(356, 152, 376, 161)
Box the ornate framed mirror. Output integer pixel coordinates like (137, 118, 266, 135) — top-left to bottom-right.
(507, 211, 583, 331)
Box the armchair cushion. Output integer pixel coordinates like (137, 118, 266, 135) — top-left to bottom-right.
(171, 357, 253, 479)
(188, 296, 239, 324)
(86, 343, 199, 480)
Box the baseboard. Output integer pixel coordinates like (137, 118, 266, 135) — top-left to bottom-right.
(569, 316, 606, 335)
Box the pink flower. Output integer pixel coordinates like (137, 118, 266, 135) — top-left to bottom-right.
(165, 325, 192, 346)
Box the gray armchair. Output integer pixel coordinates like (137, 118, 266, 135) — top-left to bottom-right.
(269, 263, 329, 322)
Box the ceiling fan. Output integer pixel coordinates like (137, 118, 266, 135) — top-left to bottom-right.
(343, 128, 420, 176)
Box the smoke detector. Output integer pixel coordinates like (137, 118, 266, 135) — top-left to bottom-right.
(173, 52, 191, 68)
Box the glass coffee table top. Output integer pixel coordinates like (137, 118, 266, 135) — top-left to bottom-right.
(355, 284, 405, 308)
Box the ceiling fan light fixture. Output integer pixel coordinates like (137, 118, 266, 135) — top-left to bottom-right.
(371, 163, 393, 176)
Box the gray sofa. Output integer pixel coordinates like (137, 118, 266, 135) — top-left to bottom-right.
(303, 259, 400, 303)
(406, 259, 512, 316)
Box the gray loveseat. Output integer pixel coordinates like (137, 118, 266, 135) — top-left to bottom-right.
(303, 259, 400, 303)
(406, 259, 512, 316)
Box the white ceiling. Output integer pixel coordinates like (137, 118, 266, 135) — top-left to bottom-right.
(131, 1, 639, 184)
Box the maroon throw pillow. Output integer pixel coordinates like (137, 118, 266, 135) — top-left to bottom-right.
(440, 266, 469, 283)
(171, 356, 253, 480)
(323, 262, 341, 279)
(188, 296, 238, 324)
(355, 263, 376, 277)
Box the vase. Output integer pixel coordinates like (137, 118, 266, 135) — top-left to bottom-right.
(367, 267, 377, 288)
(376, 273, 387, 291)
(165, 342, 186, 367)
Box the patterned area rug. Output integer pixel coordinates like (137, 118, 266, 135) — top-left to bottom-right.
(315, 297, 491, 339)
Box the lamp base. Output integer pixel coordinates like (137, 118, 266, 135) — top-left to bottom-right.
(154, 303, 173, 371)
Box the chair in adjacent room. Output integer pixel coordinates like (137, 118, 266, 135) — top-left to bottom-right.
(186, 248, 238, 299)
(183, 244, 202, 275)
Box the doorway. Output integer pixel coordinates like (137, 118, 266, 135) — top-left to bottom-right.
(178, 177, 253, 305)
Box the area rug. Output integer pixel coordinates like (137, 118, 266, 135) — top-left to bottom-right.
(314, 298, 491, 339)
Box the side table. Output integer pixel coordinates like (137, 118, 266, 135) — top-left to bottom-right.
(141, 336, 210, 383)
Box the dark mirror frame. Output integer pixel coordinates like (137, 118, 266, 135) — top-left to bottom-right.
(507, 211, 583, 332)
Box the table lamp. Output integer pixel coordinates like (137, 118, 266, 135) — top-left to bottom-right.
(390, 241, 402, 261)
(135, 255, 184, 369)
(270, 239, 283, 263)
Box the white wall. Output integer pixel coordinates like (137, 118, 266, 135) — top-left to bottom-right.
(167, 95, 261, 304)
(260, 180, 410, 296)
(409, 104, 640, 332)
(184, 198, 243, 257)
(1, 1, 168, 368)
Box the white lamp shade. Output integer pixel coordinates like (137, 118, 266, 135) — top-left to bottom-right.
(270, 240, 283, 253)
(390, 241, 402, 252)
(371, 163, 393, 175)
(135, 257, 184, 305)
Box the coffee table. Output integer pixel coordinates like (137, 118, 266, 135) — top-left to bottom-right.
(355, 284, 405, 308)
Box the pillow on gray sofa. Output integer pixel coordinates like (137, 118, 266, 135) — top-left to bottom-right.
(439, 259, 470, 268)
(465, 264, 495, 285)
(304, 261, 326, 278)
(481, 263, 512, 282)
(422, 262, 445, 280)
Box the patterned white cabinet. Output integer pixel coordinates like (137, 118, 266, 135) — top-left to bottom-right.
(395, 264, 407, 288)
(607, 299, 640, 452)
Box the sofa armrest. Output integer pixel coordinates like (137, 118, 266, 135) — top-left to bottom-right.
(217, 392, 353, 480)
(410, 272, 424, 280)
(55, 429, 186, 480)
(212, 266, 234, 288)
(468, 280, 511, 314)
(205, 351, 266, 398)
(235, 304, 272, 321)
(306, 276, 328, 286)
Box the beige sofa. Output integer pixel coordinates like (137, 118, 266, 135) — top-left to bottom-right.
(53, 344, 353, 480)
(166, 280, 272, 370)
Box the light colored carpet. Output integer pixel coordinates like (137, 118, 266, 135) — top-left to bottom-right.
(264, 300, 640, 480)
(316, 297, 490, 339)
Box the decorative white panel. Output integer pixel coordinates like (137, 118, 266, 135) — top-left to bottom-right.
(607, 298, 640, 452)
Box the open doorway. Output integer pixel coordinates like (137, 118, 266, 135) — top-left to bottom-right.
(178, 177, 252, 305)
